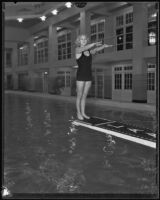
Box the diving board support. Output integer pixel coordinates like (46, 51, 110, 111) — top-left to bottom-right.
(73, 120, 156, 149)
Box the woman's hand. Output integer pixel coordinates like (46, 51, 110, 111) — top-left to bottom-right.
(73, 65, 78, 69)
(94, 41, 102, 46)
(104, 44, 113, 48)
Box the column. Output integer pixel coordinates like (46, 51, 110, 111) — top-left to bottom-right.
(104, 15, 114, 52)
(132, 3, 148, 102)
(80, 10, 91, 38)
(48, 25, 58, 66)
(28, 37, 34, 67)
(70, 29, 77, 96)
(48, 25, 58, 93)
(12, 43, 18, 89)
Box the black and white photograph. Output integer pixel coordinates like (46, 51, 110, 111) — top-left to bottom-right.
(2, 1, 159, 199)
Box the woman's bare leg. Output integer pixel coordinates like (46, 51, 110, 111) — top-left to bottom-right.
(81, 81, 92, 119)
(76, 81, 85, 120)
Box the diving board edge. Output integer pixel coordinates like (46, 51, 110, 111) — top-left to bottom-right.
(73, 120, 156, 149)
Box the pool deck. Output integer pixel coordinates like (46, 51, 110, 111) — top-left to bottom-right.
(4, 90, 156, 113)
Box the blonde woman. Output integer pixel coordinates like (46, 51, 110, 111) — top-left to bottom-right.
(75, 34, 112, 120)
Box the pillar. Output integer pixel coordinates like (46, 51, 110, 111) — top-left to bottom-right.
(80, 10, 91, 38)
(12, 43, 18, 90)
(28, 37, 34, 67)
(104, 15, 114, 52)
(48, 25, 58, 66)
(132, 3, 148, 102)
(48, 25, 58, 93)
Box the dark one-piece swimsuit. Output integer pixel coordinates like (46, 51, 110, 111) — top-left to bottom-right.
(76, 50, 92, 81)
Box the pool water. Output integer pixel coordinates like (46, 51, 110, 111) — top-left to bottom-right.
(4, 93, 157, 195)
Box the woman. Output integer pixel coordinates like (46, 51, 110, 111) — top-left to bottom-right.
(75, 34, 112, 120)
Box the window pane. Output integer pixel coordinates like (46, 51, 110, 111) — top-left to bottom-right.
(116, 28, 123, 35)
(67, 33, 71, 40)
(116, 15, 123, 26)
(115, 74, 122, 89)
(126, 26, 133, 33)
(91, 24, 96, 34)
(91, 35, 97, 42)
(98, 22, 104, 32)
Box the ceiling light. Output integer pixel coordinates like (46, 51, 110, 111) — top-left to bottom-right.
(17, 18, 23, 22)
(51, 9, 58, 15)
(40, 16, 46, 21)
(151, 13, 157, 17)
(65, 2, 72, 8)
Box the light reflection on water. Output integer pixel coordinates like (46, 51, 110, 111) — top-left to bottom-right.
(4, 94, 157, 195)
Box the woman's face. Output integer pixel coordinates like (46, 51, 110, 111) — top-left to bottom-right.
(80, 36, 87, 46)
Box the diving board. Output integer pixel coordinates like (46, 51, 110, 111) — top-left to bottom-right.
(72, 116, 156, 149)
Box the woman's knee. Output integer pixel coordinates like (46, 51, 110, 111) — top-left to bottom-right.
(77, 91, 83, 98)
(82, 92, 88, 99)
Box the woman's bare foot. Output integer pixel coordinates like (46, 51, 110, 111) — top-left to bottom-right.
(82, 113, 90, 119)
(77, 112, 84, 120)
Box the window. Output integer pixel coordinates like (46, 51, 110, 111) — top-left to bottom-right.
(97, 74, 103, 98)
(147, 64, 155, 91)
(18, 45, 28, 66)
(34, 38, 48, 64)
(116, 12, 133, 51)
(57, 32, 72, 60)
(124, 65, 132, 89)
(114, 65, 132, 90)
(124, 73, 132, 89)
(147, 73, 155, 90)
(91, 19, 105, 53)
(116, 15, 123, 26)
(66, 72, 71, 87)
(57, 71, 71, 87)
(148, 21, 156, 45)
(89, 69, 104, 98)
(116, 28, 124, 50)
(126, 12, 133, 24)
(115, 74, 122, 89)
(5, 48, 12, 68)
(147, 3, 157, 46)
(126, 26, 133, 49)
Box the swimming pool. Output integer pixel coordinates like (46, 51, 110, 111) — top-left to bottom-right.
(4, 93, 157, 196)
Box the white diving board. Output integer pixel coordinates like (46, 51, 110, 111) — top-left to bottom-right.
(72, 117, 156, 149)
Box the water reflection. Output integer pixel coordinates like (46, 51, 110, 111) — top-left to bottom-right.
(103, 134, 116, 155)
(25, 102, 33, 129)
(67, 117, 78, 154)
(56, 168, 85, 193)
(5, 94, 157, 194)
(43, 109, 52, 136)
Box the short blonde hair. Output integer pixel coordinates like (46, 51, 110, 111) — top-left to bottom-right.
(75, 34, 89, 47)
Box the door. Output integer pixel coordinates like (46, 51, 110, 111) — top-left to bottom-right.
(18, 73, 28, 90)
(89, 69, 104, 98)
(112, 65, 132, 102)
(7, 74, 13, 89)
(147, 64, 156, 104)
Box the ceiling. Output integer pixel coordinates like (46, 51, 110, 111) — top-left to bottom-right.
(4, 2, 70, 28)
(4, 2, 65, 19)
(4, 2, 131, 29)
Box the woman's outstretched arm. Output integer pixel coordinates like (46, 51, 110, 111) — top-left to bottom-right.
(90, 44, 113, 54)
(76, 41, 102, 53)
